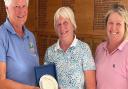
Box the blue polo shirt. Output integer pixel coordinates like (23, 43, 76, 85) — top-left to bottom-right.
(0, 18, 39, 85)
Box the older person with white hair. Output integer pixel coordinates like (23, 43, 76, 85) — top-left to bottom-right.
(44, 7, 96, 89)
(0, 0, 39, 89)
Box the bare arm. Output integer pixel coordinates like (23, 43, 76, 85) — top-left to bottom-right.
(84, 70, 96, 89)
(0, 61, 40, 89)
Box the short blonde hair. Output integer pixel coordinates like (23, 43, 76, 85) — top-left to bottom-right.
(105, 4, 128, 39)
(4, 0, 29, 6)
(54, 7, 77, 30)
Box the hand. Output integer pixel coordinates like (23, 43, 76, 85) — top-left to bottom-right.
(58, 86, 61, 89)
(33, 86, 40, 89)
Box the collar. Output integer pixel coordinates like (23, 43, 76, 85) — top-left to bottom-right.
(3, 18, 29, 39)
(118, 40, 128, 50)
(55, 35, 78, 51)
(103, 40, 128, 51)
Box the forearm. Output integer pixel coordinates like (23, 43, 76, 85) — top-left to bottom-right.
(0, 62, 40, 89)
(84, 70, 96, 89)
(85, 81, 96, 89)
(0, 79, 39, 89)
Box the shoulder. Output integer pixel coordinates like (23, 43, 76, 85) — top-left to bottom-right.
(0, 24, 8, 39)
(0, 23, 7, 33)
(77, 39, 91, 50)
(45, 43, 57, 58)
(0, 24, 9, 52)
(120, 40, 128, 52)
(25, 27, 35, 37)
(75, 39, 93, 56)
(47, 43, 57, 52)
(96, 41, 106, 51)
(24, 27, 36, 42)
(95, 41, 106, 57)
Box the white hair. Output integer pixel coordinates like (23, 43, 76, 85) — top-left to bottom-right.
(4, 0, 29, 6)
(54, 7, 77, 30)
(4, 0, 11, 6)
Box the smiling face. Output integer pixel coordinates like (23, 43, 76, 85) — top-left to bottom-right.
(6, 0, 28, 27)
(55, 16, 74, 42)
(107, 12, 125, 44)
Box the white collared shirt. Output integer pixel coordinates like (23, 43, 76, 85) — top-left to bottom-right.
(55, 36, 78, 51)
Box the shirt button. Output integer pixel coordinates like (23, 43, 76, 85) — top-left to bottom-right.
(113, 64, 115, 68)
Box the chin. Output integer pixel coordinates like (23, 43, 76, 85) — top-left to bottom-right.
(18, 21, 26, 25)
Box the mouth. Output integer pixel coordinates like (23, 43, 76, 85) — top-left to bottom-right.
(111, 32, 119, 35)
(60, 31, 68, 35)
(17, 15, 25, 19)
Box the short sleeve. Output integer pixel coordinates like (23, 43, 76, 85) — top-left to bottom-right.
(126, 55, 128, 80)
(30, 32, 39, 61)
(82, 44, 96, 71)
(44, 49, 50, 64)
(0, 33, 6, 62)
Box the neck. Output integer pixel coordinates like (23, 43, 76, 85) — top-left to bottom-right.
(13, 25, 24, 38)
(60, 36, 74, 52)
(107, 40, 122, 53)
(9, 18, 24, 38)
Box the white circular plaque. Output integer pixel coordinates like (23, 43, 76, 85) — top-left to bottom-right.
(39, 75, 58, 89)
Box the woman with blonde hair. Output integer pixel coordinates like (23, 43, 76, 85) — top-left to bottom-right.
(95, 4, 128, 89)
(44, 7, 96, 89)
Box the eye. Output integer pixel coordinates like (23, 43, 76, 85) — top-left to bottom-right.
(22, 5, 27, 8)
(15, 5, 27, 9)
(116, 23, 121, 26)
(15, 5, 20, 8)
(64, 21, 68, 25)
(108, 22, 113, 25)
(57, 23, 61, 27)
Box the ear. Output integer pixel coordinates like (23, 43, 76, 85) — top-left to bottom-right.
(5, 5, 8, 9)
(5, 6, 9, 13)
(5, 6, 9, 17)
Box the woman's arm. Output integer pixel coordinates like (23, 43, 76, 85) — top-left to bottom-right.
(84, 70, 96, 89)
(0, 61, 40, 89)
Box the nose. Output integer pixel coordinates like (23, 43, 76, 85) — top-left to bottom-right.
(59, 24, 65, 32)
(111, 24, 116, 31)
(18, 6, 27, 13)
